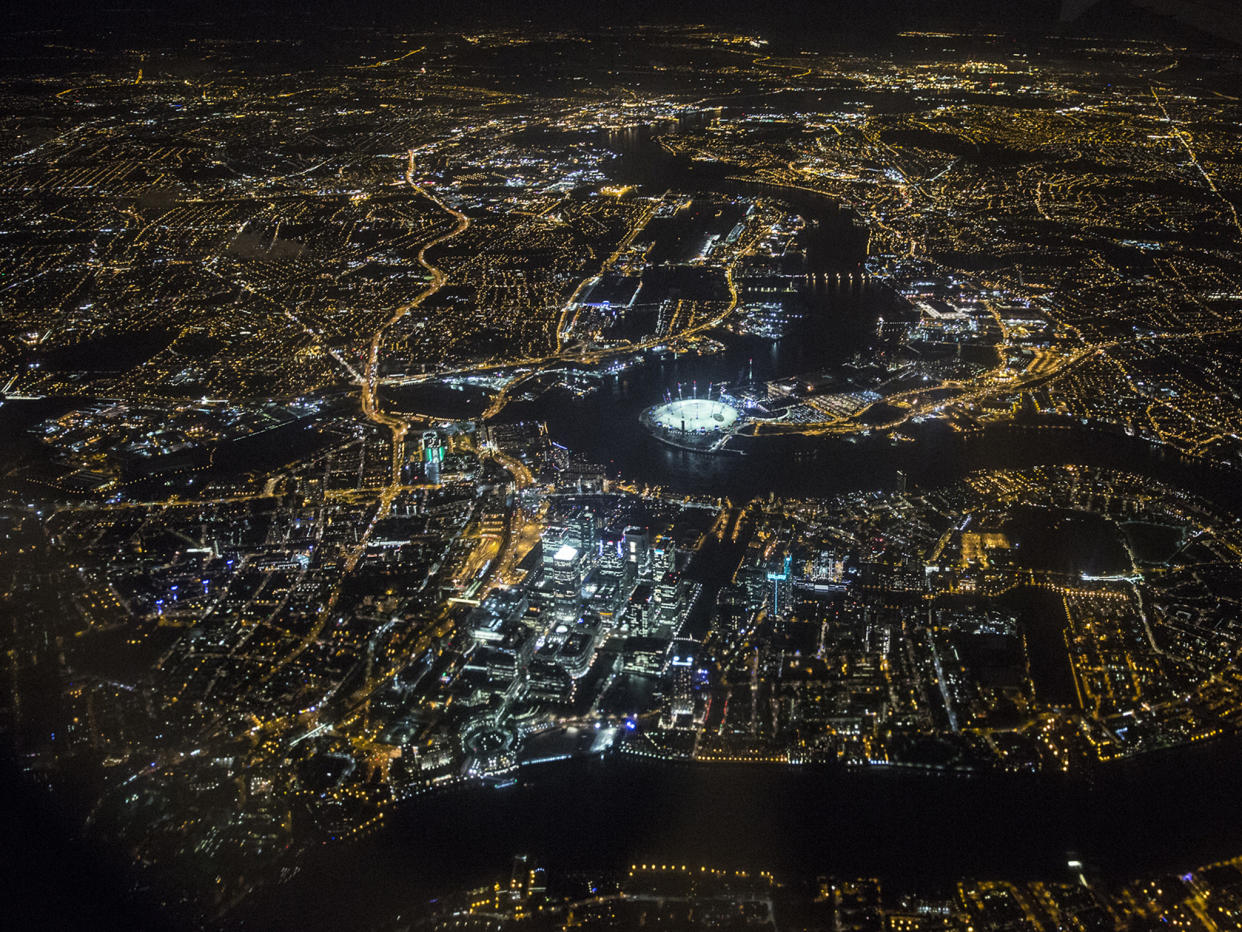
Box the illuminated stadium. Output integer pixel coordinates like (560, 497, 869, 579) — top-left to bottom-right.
(639, 397, 744, 452)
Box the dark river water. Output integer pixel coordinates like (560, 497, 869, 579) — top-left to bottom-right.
(510, 318, 1242, 508)
(249, 741, 1242, 929)
(250, 118, 1242, 927)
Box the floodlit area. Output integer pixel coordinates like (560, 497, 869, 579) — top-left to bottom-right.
(646, 398, 740, 433)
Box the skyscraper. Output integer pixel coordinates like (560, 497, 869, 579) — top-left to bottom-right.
(551, 543, 584, 624)
(420, 430, 443, 485)
(623, 526, 651, 581)
(767, 554, 792, 618)
(571, 507, 597, 557)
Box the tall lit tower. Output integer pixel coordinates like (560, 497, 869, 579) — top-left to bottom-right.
(551, 544, 584, 623)
(420, 430, 444, 485)
(571, 507, 597, 558)
(623, 526, 651, 581)
(767, 554, 792, 618)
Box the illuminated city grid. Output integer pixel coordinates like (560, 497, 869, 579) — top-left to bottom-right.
(1, 19, 1242, 930)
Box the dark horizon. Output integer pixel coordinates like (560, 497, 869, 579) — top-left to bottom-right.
(0, 0, 1203, 40)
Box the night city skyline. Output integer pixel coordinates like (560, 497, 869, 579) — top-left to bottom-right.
(3, 2, 1242, 929)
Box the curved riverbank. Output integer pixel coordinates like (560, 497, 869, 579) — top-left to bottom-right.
(240, 735, 1242, 930)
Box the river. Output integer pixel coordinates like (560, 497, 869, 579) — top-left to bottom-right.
(244, 738, 1242, 928)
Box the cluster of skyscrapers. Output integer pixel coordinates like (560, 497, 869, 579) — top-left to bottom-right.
(534, 508, 693, 643)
